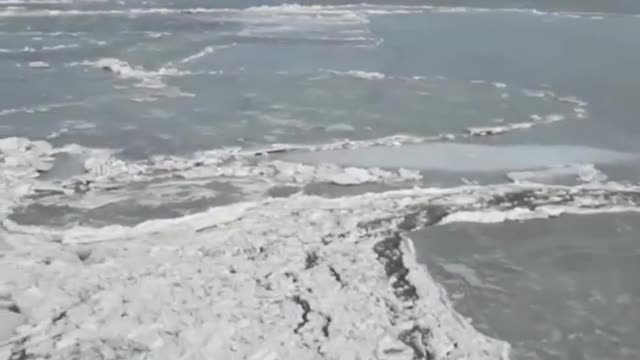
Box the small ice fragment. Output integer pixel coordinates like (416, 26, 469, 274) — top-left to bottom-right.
(467, 126, 510, 136)
(28, 61, 49, 68)
(557, 96, 588, 107)
(329, 70, 386, 80)
(544, 114, 565, 123)
(466, 122, 533, 136)
(325, 123, 356, 133)
(326, 167, 374, 185)
(522, 89, 547, 98)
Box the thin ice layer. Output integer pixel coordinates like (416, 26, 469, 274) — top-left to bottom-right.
(507, 164, 608, 184)
(282, 143, 636, 173)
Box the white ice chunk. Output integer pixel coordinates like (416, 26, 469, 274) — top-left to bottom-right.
(466, 122, 534, 136)
(27, 61, 49, 68)
(507, 163, 608, 184)
(326, 70, 386, 80)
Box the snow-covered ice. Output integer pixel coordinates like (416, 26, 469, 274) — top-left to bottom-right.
(2, 136, 640, 359)
(1, 187, 513, 359)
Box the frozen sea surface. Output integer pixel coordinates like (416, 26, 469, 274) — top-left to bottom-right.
(281, 143, 637, 173)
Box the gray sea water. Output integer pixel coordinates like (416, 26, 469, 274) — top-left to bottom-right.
(2, 0, 640, 359)
(412, 213, 640, 360)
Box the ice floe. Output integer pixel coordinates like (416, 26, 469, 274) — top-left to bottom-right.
(325, 70, 386, 80)
(27, 61, 49, 68)
(324, 123, 357, 133)
(281, 143, 636, 173)
(466, 122, 534, 136)
(179, 44, 236, 64)
(507, 163, 608, 184)
(70, 58, 193, 89)
(66, 58, 206, 99)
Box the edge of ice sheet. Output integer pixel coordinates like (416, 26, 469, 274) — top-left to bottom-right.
(281, 142, 636, 173)
(0, 135, 631, 218)
(507, 163, 608, 184)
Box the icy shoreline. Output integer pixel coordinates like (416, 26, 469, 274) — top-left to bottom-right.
(3, 137, 640, 359)
(4, 185, 640, 359)
(1, 195, 512, 360)
(0, 137, 498, 359)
